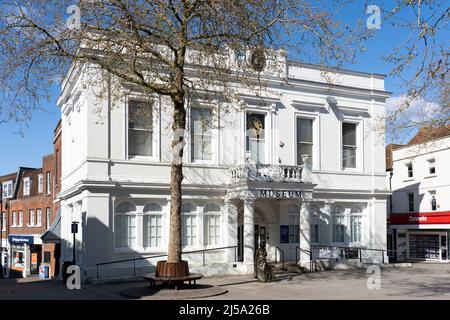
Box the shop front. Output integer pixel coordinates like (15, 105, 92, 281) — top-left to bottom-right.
(8, 235, 42, 277)
(388, 211, 450, 262)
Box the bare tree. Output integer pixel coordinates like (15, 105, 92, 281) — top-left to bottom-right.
(0, 0, 368, 272)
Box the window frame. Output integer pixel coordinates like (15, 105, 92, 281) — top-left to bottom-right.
(38, 174, 43, 194)
(12, 211, 17, 227)
(23, 177, 31, 196)
(46, 207, 51, 229)
(332, 205, 346, 244)
(310, 213, 320, 244)
(428, 159, 436, 175)
(114, 202, 138, 250)
(36, 208, 42, 227)
(46, 172, 51, 195)
(203, 203, 222, 247)
(245, 111, 268, 164)
(18, 210, 23, 227)
(350, 206, 363, 244)
(142, 202, 164, 250)
(2, 180, 13, 198)
(28, 209, 35, 227)
(341, 122, 358, 170)
(288, 204, 300, 244)
(189, 105, 217, 165)
(296, 117, 315, 167)
(181, 202, 198, 248)
(126, 97, 159, 161)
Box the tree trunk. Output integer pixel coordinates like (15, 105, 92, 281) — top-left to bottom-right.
(167, 94, 186, 263)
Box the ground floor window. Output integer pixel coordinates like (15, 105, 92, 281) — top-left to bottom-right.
(350, 216, 362, 243)
(310, 215, 319, 243)
(409, 234, 440, 259)
(182, 215, 197, 247)
(143, 215, 163, 248)
(114, 212, 137, 249)
(204, 215, 221, 246)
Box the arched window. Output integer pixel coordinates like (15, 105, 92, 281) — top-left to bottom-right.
(204, 203, 221, 246)
(350, 206, 362, 243)
(143, 202, 163, 248)
(332, 205, 345, 243)
(288, 204, 300, 243)
(182, 202, 197, 246)
(114, 202, 137, 248)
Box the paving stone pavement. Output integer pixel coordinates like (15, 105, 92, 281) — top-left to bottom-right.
(0, 262, 450, 300)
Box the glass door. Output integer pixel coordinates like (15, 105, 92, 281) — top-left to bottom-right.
(441, 235, 447, 260)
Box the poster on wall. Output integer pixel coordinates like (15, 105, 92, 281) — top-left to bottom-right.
(280, 225, 289, 243)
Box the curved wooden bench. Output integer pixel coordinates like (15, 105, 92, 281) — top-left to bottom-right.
(142, 273, 203, 290)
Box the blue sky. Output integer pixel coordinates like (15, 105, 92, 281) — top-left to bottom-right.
(0, 2, 445, 176)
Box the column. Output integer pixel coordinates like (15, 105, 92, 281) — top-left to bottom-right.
(224, 199, 238, 263)
(243, 199, 255, 264)
(299, 201, 312, 268)
(23, 244, 31, 278)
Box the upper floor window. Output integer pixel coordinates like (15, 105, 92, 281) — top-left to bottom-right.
(406, 163, 413, 178)
(46, 172, 51, 194)
(342, 123, 357, 169)
(128, 100, 153, 157)
(18, 210, 23, 227)
(46, 208, 51, 229)
(191, 108, 213, 162)
(38, 174, 43, 193)
(23, 177, 31, 196)
(28, 209, 35, 227)
(428, 159, 436, 175)
(297, 118, 313, 165)
(246, 113, 266, 164)
(12, 211, 17, 227)
(1, 212, 6, 231)
(430, 191, 437, 211)
(2, 180, 13, 198)
(407, 193, 415, 212)
(36, 208, 42, 227)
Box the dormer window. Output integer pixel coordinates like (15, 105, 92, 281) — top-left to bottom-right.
(2, 180, 13, 198)
(23, 177, 31, 196)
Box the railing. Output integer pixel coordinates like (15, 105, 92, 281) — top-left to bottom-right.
(296, 246, 313, 271)
(230, 164, 303, 183)
(274, 246, 285, 270)
(95, 245, 238, 280)
(310, 245, 387, 264)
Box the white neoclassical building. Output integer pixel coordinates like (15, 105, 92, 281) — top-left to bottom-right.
(56, 51, 390, 281)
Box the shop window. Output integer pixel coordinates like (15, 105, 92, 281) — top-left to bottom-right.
(204, 204, 221, 246)
(128, 100, 153, 157)
(143, 203, 163, 249)
(246, 113, 266, 164)
(191, 108, 213, 162)
(297, 118, 313, 165)
(342, 123, 357, 168)
(114, 202, 137, 248)
(43, 251, 51, 263)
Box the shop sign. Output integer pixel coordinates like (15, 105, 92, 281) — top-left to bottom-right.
(259, 190, 301, 199)
(389, 211, 450, 225)
(8, 235, 34, 245)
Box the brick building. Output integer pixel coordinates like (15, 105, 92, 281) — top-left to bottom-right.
(0, 120, 62, 278)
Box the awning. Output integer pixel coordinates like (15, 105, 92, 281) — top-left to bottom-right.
(41, 207, 61, 243)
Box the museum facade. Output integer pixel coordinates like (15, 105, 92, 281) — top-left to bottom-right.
(56, 50, 390, 281)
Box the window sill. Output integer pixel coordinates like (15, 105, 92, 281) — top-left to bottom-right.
(403, 178, 414, 182)
(424, 175, 437, 179)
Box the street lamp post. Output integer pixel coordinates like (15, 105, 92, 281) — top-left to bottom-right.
(71, 222, 79, 264)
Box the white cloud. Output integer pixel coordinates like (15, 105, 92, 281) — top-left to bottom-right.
(385, 95, 442, 123)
